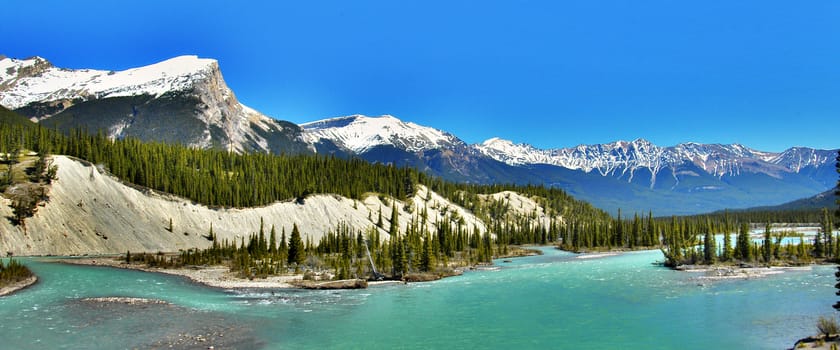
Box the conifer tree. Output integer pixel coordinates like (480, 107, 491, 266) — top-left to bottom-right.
(288, 224, 305, 266)
(815, 227, 825, 258)
(722, 212, 733, 262)
(389, 202, 400, 238)
(835, 150, 840, 226)
(722, 229, 733, 262)
(823, 208, 833, 259)
(269, 225, 277, 255)
(736, 222, 751, 262)
(762, 223, 772, 265)
(420, 234, 433, 272)
(834, 151, 840, 310)
(703, 230, 716, 264)
(630, 212, 640, 248)
(256, 218, 265, 256)
(833, 266, 840, 311)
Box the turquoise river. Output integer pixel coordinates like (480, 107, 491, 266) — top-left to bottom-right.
(0, 248, 835, 349)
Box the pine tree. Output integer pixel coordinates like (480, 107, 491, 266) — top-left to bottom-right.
(630, 213, 640, 248)
(736, 222, 751, 262)
(722, 228, 733, 262)
(834, 265, 840, 311)
(815, 227, 825, 258)
(835, 150, 840, 226)
(832, 151, 840, 310)
(703, 230, 716, 264)
(389, 202, 400, 238)
(288, 224, 305, 266)
(269, 225, 277, 255)
(279, 227, 288, 262)
(258, 218, 267, 256)
(420, 234, 433, 272)
(722, 212, 733, 262)
(822, 208, 834, 259)
(762, 223, 772, 265)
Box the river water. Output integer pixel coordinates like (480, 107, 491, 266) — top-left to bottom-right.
(0, 248, 834, 349)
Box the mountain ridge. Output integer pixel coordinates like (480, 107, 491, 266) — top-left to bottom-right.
(474, 135, 833, 180)
(302, 114, 836, 215)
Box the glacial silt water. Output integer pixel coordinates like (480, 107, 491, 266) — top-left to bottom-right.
(0, 248, 833, 349)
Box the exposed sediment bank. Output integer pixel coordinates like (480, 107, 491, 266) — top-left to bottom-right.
(675, 265, 812, 280)
(0, 276, 37, 296)
(58, 257, 303, 289)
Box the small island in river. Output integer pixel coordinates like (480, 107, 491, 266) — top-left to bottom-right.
(0, 258, 37, 297)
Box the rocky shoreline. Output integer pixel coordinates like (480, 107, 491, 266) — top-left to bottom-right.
(674, 264, 812, 280)
(290, 279, 368, 289)
(79, 296, 170, 305)
(0, 276, 37, 297)
(57, 257, 474, 290)
(790, 334, 840, 350)
(57, 257, 304, 289)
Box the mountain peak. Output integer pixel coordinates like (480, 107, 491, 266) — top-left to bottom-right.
(128, 55, 217, 78)
(0, 54, 217, 110)
(481, 137, 506, 146)
(475, 137, 549, 166)
(0, 54, 311, 155)
(302, 114, 462, 153)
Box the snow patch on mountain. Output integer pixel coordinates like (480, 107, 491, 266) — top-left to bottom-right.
(302, 115, 463, 153)
(768, 147, 836, 173)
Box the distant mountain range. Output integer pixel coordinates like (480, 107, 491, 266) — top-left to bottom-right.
(1, 55, 836, 216)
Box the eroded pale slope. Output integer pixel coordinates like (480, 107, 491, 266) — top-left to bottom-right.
(0, 156, 497, 255)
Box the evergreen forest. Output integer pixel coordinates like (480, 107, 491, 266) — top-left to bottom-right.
(2, 108, 839, 280)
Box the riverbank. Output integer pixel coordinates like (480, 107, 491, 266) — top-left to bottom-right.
(495, 246, 543, 259)
(791, 335, 840, 349)
(674, 264, 813, 280)
(55, 245, 550, 291)
(0, 275, 37, 296)
(58, 257, 304, 289)
(57, 256, 472, 290)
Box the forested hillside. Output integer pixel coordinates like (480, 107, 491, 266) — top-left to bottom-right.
(3, 108, 836, 273)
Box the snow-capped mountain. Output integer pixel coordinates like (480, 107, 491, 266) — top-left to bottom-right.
(302, 114, 836, 215)
(302, 114, 506, 182)
(302, 114, 464, 153)
(477, 137, 834, 181)
(0, 55, 310, 154)
(0, 55, 215, 110)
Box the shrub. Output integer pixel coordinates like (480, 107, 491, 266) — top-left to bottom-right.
(0, 258, 33, 283)
(818, 316, 839, 337)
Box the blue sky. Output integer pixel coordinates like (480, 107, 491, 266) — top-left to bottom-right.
(3, 0, 838, 152)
